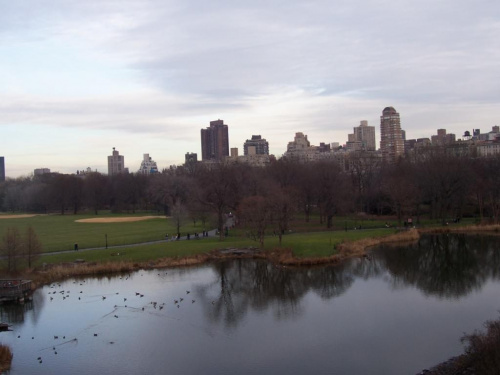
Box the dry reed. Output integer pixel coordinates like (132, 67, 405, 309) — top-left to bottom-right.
(421, 223, 500, 234)
(0, 345, 13, 372)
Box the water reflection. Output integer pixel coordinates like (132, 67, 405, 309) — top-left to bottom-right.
(196, 259, 359, 327)
(375, 234, 500, 298)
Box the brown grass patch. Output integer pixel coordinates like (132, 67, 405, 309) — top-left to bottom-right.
(421, 224, 500, 235)
(0, 214, 39, 219)
(0, 345, 13, 372)
(75, 216, 165, 223)
(29, 255, 213, 289)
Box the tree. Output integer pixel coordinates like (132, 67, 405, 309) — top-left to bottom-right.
(268, 187, 296, 246)
(24, 226, 42, 269)
(1, 227, 22, 272)
(170, 201, 188, 235)
(381, 162, 419, 226)
(237, 195, 272, 248)
(196, 164, 240, 241)
(314, 161, 350, 228)
(83, 172, 109, 215)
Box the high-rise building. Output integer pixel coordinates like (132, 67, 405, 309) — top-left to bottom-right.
(0, 157, 5, 182)
(200, 119, 229, 161)
(354, 120, 376, 151)
(380, 107, 404, 163)
(346, 120, 376, 152)
(138, 154, 158, 175)
(243, 135, 269, 155)
(108, 147, 128, 175)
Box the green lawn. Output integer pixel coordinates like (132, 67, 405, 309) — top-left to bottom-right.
(273, 228, 396, 258)
(0, 213, 209, 253)
(32, 226, 396, 266)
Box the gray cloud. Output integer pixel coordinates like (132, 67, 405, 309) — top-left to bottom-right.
(1, 0, 499, 176)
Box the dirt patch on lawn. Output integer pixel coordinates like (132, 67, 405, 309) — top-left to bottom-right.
(75, 216, 165, 223)
(0, 214, 39, 219)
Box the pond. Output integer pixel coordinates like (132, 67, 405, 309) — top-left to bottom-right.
(1, 233, 500, 375)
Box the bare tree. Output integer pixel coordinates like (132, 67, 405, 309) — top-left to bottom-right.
(83, 172, 109, 215)
(170, 201, 188, 235)
(24, 226, 42, 269)
(196, 164, 239, 241)
(237, 196, 271, 248)
(314, 161, 350, 228)
(268, 187, 296, 246)
(1, 227, 22, 272)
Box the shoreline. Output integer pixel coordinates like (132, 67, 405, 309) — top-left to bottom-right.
(26, 228, 421, 288)
(16, 224, 500, 289)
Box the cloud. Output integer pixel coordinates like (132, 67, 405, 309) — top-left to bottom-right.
(1, 0, 499, 177)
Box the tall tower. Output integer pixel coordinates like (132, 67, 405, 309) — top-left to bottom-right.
(0, 157, 5, 182)
(380, 107, 404, 163)
(107, 147, 127, 175)
(200, 119, 229, 161)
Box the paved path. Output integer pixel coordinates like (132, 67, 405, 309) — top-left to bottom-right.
(41, 228, 219, 257)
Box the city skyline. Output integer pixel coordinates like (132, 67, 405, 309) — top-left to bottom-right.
(1, 1, 499, 177)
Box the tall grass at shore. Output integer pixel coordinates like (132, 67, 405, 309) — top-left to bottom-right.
(0, 345, 13, 372)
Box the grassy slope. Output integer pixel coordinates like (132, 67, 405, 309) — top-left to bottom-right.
(35, 227, 396, 266)
(0, 213, 207, 253)
(1, 211, 473, 268)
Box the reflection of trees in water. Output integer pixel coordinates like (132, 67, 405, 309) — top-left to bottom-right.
(0, 299, 34, 324)
(0, 288, 44, 325)
(197, 259, 360, 329)
(197, 234, 500, 328)
(376, 234, 500, 299)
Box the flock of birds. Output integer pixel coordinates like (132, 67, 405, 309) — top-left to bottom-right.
(13, 272, 209, 366)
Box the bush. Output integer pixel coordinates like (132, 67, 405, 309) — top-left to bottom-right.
(460, 318, 500, 374)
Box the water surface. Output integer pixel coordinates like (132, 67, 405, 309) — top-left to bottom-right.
(1, 233, 500, 374)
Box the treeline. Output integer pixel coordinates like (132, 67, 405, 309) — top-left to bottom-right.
(1, 154, 500, 229)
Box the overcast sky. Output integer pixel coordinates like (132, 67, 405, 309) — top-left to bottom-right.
(1, 0, 499, 177)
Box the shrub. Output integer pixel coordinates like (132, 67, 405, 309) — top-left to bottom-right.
(460, 318, 500, 374)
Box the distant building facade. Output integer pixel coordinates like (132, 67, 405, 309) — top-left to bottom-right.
(243, 135, 269, 155)
(34, 168, 51, 176)
(283, 132, 338, 163)
(185, 152, 198, 164)
(431, 129, 456, 145)
(380, 107, 404, 163)
(108, 147, 128, 176)
(0, 157, 4, 182)
(138, 154, 158, 175)
(346, 120, 376, 152)
(200, 119, 229, 162)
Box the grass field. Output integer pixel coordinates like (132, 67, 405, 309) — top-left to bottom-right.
(0, 211, 463, 269)
(0, 212, 208, 253)
(33, 226, 397, 267)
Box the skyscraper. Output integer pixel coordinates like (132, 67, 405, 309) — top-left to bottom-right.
(200, 119, 229, 161)
(0, 157, 5, 182)
(107, 148, 128, 175)
(243, 135, 269, 155)
(380, 107, 404, 163)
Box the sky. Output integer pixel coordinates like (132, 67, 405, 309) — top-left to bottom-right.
(1, 0, 499, 177)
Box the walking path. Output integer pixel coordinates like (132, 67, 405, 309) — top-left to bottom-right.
(41, 229, 219, 257)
